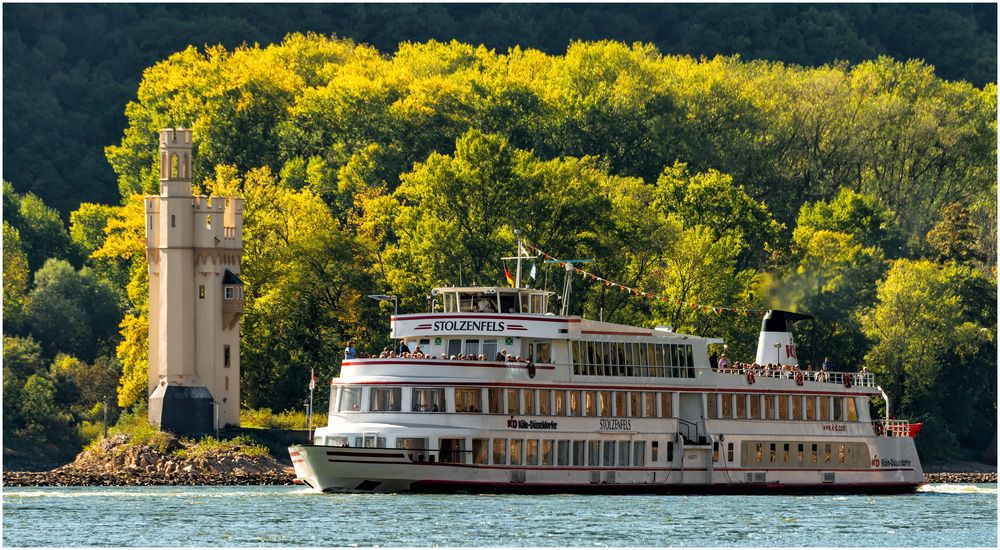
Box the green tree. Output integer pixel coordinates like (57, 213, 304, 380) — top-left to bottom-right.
(926, 202, 986, 265)
(860, 259, 996, 458)
(3, 221, 31, 331)
(3, 182, 77, 271)
(797, 188, 903, 255)
(25, 259, 122, 362)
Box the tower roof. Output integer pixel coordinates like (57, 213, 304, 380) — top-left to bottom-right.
(222, 269, 243, 286)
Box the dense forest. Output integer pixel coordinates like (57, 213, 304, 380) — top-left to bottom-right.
(2, 5, 997, 464)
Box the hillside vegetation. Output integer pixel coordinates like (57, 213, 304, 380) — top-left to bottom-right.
(2, 33, 996, 462)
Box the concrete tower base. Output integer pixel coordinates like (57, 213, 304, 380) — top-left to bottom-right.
(149, 384, 214, 435)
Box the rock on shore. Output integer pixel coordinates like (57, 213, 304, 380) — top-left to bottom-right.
(923, 472, 996, 484)
(2, 434, 295, 487)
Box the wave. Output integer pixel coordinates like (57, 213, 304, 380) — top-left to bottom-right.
(919, 483, 997, 495)
(2, 488, 288, 499)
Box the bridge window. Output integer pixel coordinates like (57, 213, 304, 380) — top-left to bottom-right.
(499, 292, 519, 314)
(412, 387, 445, 412)
(455, 388, 482, 413)
(338, 386, 361, 412)
(370, 387, 401, 412)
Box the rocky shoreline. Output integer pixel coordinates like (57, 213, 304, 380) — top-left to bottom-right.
(2, 469, 294, 487)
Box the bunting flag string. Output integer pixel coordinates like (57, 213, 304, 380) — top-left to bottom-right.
(526, 241, 765, 317)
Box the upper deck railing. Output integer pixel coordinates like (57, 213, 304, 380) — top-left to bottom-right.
(717, 365, 877, 388)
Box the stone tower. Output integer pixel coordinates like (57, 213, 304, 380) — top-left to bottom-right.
(145, 128, 244, 434)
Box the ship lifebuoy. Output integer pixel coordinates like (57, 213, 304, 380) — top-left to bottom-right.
(843, 373, 852, 388)
(527, 361, 536, 379)
(746, 370, 755, 385)
(794, 371, 804, 386)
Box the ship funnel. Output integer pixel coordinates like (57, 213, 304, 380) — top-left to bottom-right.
(754, 310, 813, 366)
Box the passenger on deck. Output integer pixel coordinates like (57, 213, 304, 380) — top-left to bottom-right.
(397, 342, 410, 356)
(718, 353, 730, 370)
(413, 346, 424, 358)
(497, 350, 507, 361)
(817, 366, 830, 382)
(379, 347, 390, 358)
(344, 341, 356, 360)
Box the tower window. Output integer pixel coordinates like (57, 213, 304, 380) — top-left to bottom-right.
(199, 285, 205, 299)
(171, 214, 176, 228)
(224, 345, 231, 368)
(225, 376, 229, 391)
(225, 287, 234, 300)
(206, 215, 212, 230)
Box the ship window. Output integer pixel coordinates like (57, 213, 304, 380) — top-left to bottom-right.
(819, 396, 831, 421)
(833, 397, 844, 421)
(721, 394, 732, 418)
(474, 293, 497, 313)
(472, 438, 489, 464)
(603, 441, 615, 466)
(554, 390, 566, 415)
(618, 441, 631, 467)
(339, 386, 361, 412)
(617, 342, 627, 376)
(797, 443, 804, 463)
(499, 292, 519, 314)
(362, 435, 385, 448)
(523, 389, 535, 415)
(805, 396, 816, 420)
(778, 395, 789, 420)
(412, 387, 445, 412)
(811, 444, 818, 463)
(735, 394, 747, 419)
(370, 387, 402, 411)
(588, 441, 601, 466)
(506, 388, 521, 415)
(530, 294, 544, 314)
(783, 443, 790, 462)
(707, 393, 719, 419)
(464, 339, 480, 357)
(631, 392, 642, 418)
(538, 389, 551, 415)
(541, 440, 554, 466)
(755, 443, 763, 462)
(749, 395, 760, 419)
(488, 388, 503, 414)
(583, 391, 596, 416)
(572, 342, 582, 374)
(792, 396, 802, 420)
(526, 439, 539, 465)
(493, 439, 507, 465)
(667, 441, 674, 462)
(447, 339, 463, 358)
(557, 440, 570, 465)
(824, 444, 832, 462)
(614, 391, 626, 416)
(660, 393, 672, 418)
(644, 391, 656, 417)
(455, 388, 482, 413)
(713, 442, 719, 462)
(769, 443, 776, 462)
(651, 441, 659, 462)
(397, 438, 429, 462)
(510, 439, 522, 465)
(764, 395, 775, 419)
(838, 444, 846, 463)
(598, 391, 611, 417)
(573, 441, 586, 465)
(727, 442, 734, 462)
(568, 390, 581, 416)
(482, 339, 498, 361)
(443, 293, 457, 313)
(439, 438, 465, 464)
(845, 398, 858, 421)
(535, 341, 552, 363)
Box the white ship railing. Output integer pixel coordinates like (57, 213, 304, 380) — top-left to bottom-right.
(717, 367, 876, 388)
(872, 419, 914, 438)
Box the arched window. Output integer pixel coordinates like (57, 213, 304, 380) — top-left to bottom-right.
(170, 153, 179, 179)
(161, 153, 168, 179)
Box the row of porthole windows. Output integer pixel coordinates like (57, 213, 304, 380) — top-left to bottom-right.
(330, 435, 675, 468)
(738, 441, 871, 469)
(708, 393, 860, 422)
(334, 384, 675, 418)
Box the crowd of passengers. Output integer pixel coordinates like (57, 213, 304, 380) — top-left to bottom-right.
(711, 353, 869, 382)
(374, 344, 527, 363)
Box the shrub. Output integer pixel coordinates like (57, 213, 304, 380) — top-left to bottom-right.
(240, 407, 309, 430)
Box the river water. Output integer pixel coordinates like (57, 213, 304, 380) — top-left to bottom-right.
(2, 484, 996, 547)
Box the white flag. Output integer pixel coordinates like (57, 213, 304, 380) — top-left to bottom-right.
(309, 368, 316, 391)
(529, 263, 537, 280)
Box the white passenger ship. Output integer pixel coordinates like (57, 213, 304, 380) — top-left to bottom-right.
(289, 254, 924, 494)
